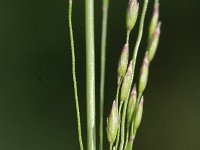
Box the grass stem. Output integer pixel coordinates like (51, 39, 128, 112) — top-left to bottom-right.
(85, 0, 96, 149)
(126, 30, 131, 45)
(68, 0, 84, 149)
(119, 94, 129, 150)
(116, 80, 122, 108)
(124, 125, 130, 149)
(99, 0, 110, 149)
(110, 143, 113, 150)
(114, 102, 123, 150)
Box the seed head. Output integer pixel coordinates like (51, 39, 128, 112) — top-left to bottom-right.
(149, 0, 159, 39)
(107, 100, 119, 144)
(126, 0, 139, 31)
(117, 44, 129, 83)
(138, 52, 149, 94)
(134, 96, 144, 131)
(126, 84, 137, 125)
(148, 22, 161, 62)
(120, 60, 133, 103)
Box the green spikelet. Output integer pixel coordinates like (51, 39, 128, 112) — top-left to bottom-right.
(149, 0, 159, 38)
(126, 0, 139, 31)
(138, 52, 149, 94)
(126, 84, 137, 125)
(120, 60, 133, 103)
(117, 44, 129, 84)
(107, 100, 119, 144)
(148, 22, 161, 62)
(134, 96, 144, 131)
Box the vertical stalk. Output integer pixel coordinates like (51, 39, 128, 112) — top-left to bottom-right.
(119, 91, 129, 150)
(85, 0, 96, 149)
(132, 0, 149, 67)
(68, 0, 84, 149)
(99, 0, 109, 149)
(109, 143, 113, 150)
(114, 102, 123, 149)
(124, 125, 130, 149)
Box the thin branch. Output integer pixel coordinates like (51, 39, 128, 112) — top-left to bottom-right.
(99, 0, 110, 149)
(68, 0, 84, 149)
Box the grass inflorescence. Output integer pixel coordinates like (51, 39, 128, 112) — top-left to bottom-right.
(68, 0, 161, 149)
(106, 0, 161, 150)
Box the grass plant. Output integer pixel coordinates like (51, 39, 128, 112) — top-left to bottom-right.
(68, 0, 161, 149)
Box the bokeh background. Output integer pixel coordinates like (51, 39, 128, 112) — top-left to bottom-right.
(0, 0, 200, 149)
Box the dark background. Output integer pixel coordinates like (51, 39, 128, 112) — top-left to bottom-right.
(0, 0, 200, 149)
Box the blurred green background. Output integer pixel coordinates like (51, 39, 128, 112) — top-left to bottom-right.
(0, 0, 200, 149)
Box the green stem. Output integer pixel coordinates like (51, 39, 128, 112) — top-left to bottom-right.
(119, 94, 129, 150)
(126, 116, 137, 150)
(85, 0, 96, 149)
(68, 0, 84, 150)
(116, 80, 122, 108)
(110, 143, 113, 150)
(124, 125, 130, 149)
(119, 0, 149, 149)
(114, 102, 123, 150)
(137, 93, 142, 104)
(99, 0, 109, 149)
(126, 137, 134, 150)
(126, 30, 131, 45)
(131, 0, 149, 72)
(126, 88, 143, 150)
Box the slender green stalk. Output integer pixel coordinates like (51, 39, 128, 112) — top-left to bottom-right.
(110, 143, 113, 150)
(116, 80, 122, 107)
(124, 125, 130, 149)
(114, 102, 123, 150)
(68, 0, 84, 149)
(99, 0, 110, 149)
(126, 115, 137, 150)
(132, 0, 149, 70)
(119, 93, 129, 150)
(85, 0, 96, 149)
(126, 30, 131, 45)
(137, 93, 142, 104)
(119, 0, 149, 149)
(126, 120, 136, 150)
